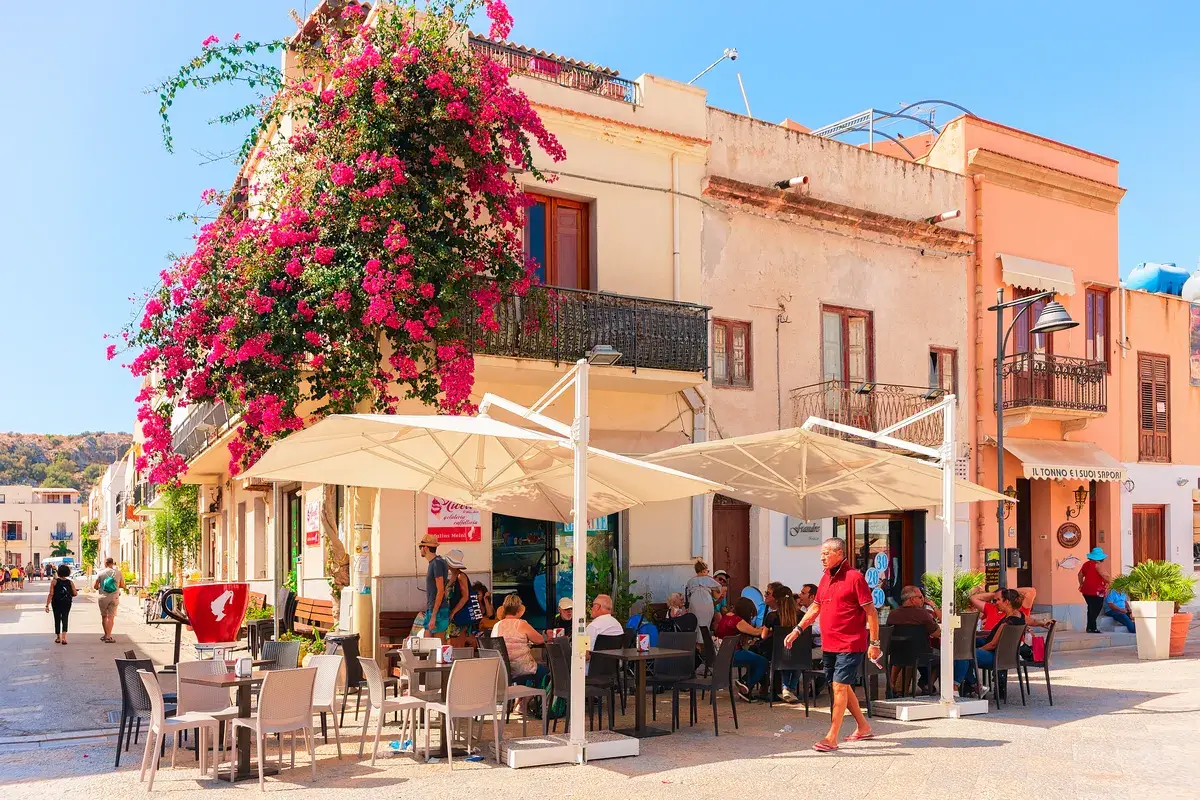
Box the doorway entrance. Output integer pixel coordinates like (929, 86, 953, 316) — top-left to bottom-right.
(712, 495, 750, 602)
(1016, 479, 1033, 586)
(1132, 505, 1165, 564)
(491, 513, 618, 631)
(833, 512, 922, 607)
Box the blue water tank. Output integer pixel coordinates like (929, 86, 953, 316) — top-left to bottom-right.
(1123, 262, 1190, 295)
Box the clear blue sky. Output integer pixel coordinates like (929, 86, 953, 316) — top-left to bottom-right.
(2, 1, 1196, 435)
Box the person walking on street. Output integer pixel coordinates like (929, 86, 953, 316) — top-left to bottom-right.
(417, 534, 449, 640)
(785, 537, 880, 752)
(45, 564, 78, 644)
(93, 557, 124, 643)
(1078, 548, 1109, 633)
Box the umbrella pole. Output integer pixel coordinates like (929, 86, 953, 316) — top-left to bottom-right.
(939, 396, 956, 706)
(569, 358, 590, 761)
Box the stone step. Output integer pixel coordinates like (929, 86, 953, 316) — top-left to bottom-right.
(1055, 629, 1137, 652)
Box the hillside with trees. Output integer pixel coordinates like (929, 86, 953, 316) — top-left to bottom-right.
(0, 432, 132, 495)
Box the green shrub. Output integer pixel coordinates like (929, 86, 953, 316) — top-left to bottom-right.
(922, 570, 986, 614)
(1110, 561, 1197, 610)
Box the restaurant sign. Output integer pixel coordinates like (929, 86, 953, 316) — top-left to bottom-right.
(1027, 465, 1125, 482)
(427, 497, 482, 542)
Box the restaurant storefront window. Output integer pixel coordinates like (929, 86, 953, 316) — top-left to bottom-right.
(833, 511, 924, 608)
(491, 513, 618, 630)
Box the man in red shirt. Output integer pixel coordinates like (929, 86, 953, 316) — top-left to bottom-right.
(785, 537, 880, 751)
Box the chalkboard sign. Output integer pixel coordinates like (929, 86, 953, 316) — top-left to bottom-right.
(984, 548, 1001, 591)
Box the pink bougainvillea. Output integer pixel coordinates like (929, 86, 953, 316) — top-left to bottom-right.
(125, 0, 562, 484)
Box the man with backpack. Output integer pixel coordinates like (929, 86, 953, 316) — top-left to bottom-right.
(93, 557, 124, 643)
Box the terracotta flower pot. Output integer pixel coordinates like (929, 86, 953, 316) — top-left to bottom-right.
(1169, 611, 1193, 657)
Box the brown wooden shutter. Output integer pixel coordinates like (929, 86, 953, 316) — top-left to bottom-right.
(552, 204, 583, 289)
(1138, 354, 1170, 462)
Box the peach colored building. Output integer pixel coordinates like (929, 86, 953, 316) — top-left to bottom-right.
(1117, 288, 1200, 577)
(924, 116, 1127, 629)
(702, 109, 975, 600)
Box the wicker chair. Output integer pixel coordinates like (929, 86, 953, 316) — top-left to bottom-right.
(307, 655, 344, 758)
(671, 637, 739, 735)
(424, 657, 502, 769)
(135, 670, 221, 792)
(479, 647, 547, 736)
(229, 668, 319, 791)
(982, 623, 1027, 709)
(259, 640, 301, 671)
(114, 658, 176, 768)
(357, 657, 428, 766)
(175, 660, 239, 759)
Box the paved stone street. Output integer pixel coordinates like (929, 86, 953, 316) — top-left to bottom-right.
(2, 581, 1199, 798)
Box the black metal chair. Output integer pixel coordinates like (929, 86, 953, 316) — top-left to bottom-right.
(672, 637, 739, 735)
(982, 623, 1027, 708)
(1018, 619, 1057, 705)
(768, 626, 822, 715)
(888, 623, 937, 698)
(547, 639, 612, 732)
(114, 658, 176, 768)
(645, 632, 696, 722)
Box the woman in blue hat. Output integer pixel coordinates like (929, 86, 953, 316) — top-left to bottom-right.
(1078, 547, 1110, 633)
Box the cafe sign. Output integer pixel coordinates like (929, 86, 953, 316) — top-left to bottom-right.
(427, 496, 482, 542)
(1027, 465, 1126, 482)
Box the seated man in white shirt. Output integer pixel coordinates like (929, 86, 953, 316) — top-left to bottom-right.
(584, 594, 625, 673)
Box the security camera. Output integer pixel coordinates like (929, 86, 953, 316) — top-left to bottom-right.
(725, 48, 739, 61)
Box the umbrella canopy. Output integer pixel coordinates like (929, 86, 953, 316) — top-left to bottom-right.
(642, 427, 1011, 519)
(243, 413, 723, 522)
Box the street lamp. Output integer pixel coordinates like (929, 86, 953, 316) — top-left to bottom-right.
(987, 288, 1078, 587)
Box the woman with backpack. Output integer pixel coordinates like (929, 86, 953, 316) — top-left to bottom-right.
(45, 564, 78, 644)
(444, 549, 480, 645)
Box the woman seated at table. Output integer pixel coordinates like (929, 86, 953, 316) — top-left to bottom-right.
(760, 585, 801, 702)
(493, 593, 547, 685)
(714, 596, 769, 702)
(658, 592, 698, 633)
(471, 581, 497, 632)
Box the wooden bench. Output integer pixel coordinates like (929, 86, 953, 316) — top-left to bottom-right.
(292, 597, 335, 636)
(379, 611, 420, 645)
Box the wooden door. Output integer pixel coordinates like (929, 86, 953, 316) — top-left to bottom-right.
(712, 495, 751, 601)
(1132, 505, 1165, 564)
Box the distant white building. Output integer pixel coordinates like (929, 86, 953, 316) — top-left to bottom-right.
(0, 485, 82, 570)
(99, 459, 129, 566)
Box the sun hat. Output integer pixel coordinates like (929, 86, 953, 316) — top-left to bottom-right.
(444, 549, 466, 569)
(713, 569, 729, 579)
(418, 533, 439, 548)
(1086, 547, 1107, 561)
(558, 597, 573, 610)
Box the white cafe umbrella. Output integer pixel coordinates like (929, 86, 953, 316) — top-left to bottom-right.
(642, 426, 1010, 518)
(243, 413, 723, 522)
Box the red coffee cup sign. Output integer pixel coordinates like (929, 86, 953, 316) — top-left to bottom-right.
(181, 582, 250, 643)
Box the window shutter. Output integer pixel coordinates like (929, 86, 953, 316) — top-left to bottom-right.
(553, 205, 582, 289)
(713, 324, 727, 384)
(731, 325, 748, 386)
(1152, 356, 1170, 461)
(1138, 354, 1170, 462)
(822, 312, 842, 384)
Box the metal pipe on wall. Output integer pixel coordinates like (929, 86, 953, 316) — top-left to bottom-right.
(671, 153, 681, 302)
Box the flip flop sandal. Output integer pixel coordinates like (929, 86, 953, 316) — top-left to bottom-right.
(845, 732, 874, 741)
(812, 741, 838, 752)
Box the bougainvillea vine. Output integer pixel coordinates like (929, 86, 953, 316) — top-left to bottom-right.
(118, 0, 563, 484)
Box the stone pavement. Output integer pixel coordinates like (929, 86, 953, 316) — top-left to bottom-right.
(2, 581, 1199, 798)
(0, 579, 192, 738)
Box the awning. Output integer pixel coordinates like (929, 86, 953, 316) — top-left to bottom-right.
(1003, 439, 1125, 482)
(999, 253, 1076, 296)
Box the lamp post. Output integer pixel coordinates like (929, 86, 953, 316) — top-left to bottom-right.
(987, 288, 1078, 588)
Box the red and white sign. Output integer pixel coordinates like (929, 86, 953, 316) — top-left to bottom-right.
(427, 496, 482, 542)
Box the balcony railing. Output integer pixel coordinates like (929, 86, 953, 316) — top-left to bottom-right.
(997, 353, 1107, 414)
(134, 482, 158, 508)
(469, 285, 710, 374)
(469, 36, 640, 105)
(791, 380, 944, 448)
(173, 400, 232, 464)
(50, 530, 73, 541)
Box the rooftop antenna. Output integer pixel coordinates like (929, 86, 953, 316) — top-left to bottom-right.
(736, 72, 753, 118)
(688, 47, 738, 85)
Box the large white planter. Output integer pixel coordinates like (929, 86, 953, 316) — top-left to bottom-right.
(1130, 601, 1174, 660)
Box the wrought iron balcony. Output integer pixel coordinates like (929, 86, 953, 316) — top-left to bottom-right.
(997, 353, 1107, 415)
(791, 380, 944, 448)
(469, 36, 640, 105)
(173, 401, 232, 464)
(134, 482, 158, 508)
(469, 285, 710, 374)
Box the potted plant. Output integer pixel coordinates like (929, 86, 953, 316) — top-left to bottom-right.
(922, 570, 985, 637)
(1109, 561, 1196, 660)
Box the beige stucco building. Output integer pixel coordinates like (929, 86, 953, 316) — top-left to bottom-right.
(700, 109, 975, 601)
(0, 485, 82, 570)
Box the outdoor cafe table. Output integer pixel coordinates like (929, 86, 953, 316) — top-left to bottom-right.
(592, 647, 693, 739)
(178, 670, 272, 782)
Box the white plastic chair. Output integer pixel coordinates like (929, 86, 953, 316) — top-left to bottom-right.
(398, 648, 443, 702)
(307, 654, 344, 759)
(175, 660, 240, 759)
(478, 648, 548, 737)
(135, 670, 222, 791)
(357, 657, 427, 766)
(229, 667, 318, 791)
(424, 657, 502, 768)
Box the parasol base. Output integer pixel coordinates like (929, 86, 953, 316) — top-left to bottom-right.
(871, 697, 989, 721)
(497, 731, 638, 768)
